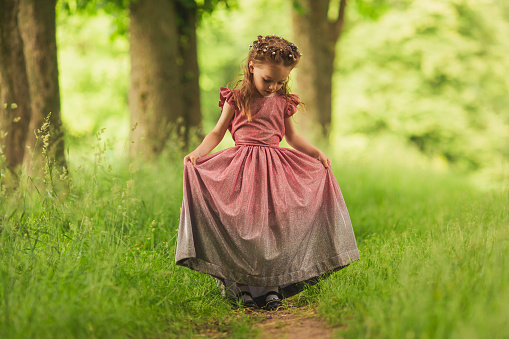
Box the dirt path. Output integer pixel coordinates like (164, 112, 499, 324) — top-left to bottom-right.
(198, 301, 343, 338)
(249, 305, 338, 339)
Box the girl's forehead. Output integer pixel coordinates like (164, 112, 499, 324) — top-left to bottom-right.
(255, 63, 292, 79)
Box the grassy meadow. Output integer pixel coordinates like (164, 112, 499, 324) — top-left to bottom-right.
(0, 139, 507, 338)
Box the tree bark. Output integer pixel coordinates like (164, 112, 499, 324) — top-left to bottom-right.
(19, 0, 66, 172)
(175, 1, 202, 144)
(129, 0, 184, 157)
(0, 0, 32, 173)
(292, 0, 347, 139)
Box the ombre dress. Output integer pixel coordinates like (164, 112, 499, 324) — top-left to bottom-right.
(175, 87, 359, 301)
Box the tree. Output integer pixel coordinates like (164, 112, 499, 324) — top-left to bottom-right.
(19, 0, 66, 171)
(292, 0, 388, 139)
(0, 0, 32, 173)
(129, 0, 184, 156)
(130, 0, 227, 156)
(0, 0, 66, 180)
(65, 0, 230, 158)
(129, 0, 204, 156)
(176, 0, 202, 145)
(292, 0, 347, 138)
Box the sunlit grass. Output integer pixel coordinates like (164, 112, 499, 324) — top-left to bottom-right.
(299, 145, 509, 338)
(1, 135, 507, 338)
(0, 140, 252, 338)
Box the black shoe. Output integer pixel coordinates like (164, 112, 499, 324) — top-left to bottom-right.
(236, 291, 259, 309)
(263, 291, 283, 311)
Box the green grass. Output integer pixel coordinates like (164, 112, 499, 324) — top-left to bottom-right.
(0, 140, 507, 338)
(302, 148, 509, 338)
(0, 144, 254, 338)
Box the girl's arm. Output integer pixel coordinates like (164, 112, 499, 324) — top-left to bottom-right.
(183, 102, 235, 166)
(284, 117, 331, 168)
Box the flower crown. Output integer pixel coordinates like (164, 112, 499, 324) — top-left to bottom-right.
(248, 34, 302, 60)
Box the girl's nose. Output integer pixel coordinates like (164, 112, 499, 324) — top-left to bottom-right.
(268, 82, 276, 91)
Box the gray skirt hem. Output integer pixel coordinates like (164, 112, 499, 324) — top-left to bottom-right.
(176, 249, 360, 287)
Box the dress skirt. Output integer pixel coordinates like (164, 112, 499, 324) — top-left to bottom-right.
(175, 143, 360, 295)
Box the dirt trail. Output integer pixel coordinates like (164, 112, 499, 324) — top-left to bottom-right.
(198, 302, 342, 338)
(250, 305, 337, 339)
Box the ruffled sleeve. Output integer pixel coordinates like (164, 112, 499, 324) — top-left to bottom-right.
(284, 94, 301, 119)
(219, 87, 236, 113)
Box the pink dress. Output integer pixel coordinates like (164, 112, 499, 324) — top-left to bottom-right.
(176, 87, 359, 297)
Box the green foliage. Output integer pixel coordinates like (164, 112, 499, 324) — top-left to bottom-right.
(58, 0, 130, 36)
(291, 0, 391, 22)
(57, 13, 129, 144)
(353, 0, 393, 19)
(333, 0, 509, 182)
(60, 0, 130, 13)
(58, 0, 235, 37)
(192, 0, 237, 21)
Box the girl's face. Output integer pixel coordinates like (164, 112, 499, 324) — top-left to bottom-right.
(249, 61, 292, 98)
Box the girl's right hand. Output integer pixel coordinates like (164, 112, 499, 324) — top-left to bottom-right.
(183, 150, 201, 166)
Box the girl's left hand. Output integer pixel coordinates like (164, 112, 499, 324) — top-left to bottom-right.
(318, 151, 332, 169)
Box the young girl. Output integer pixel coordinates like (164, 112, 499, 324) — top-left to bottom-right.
(176, 35, 359, 310)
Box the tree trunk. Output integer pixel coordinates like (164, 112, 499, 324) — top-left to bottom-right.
(19, 0, 66, 172)
(292, 0, 347, 139)
(129, 0, 184, 157)
(0, 0, 32, 173)
(175, 1, 202, 145)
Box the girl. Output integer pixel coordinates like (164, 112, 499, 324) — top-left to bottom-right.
(176, 35, 359, 310)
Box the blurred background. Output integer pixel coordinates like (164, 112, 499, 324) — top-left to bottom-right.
(2, 0, 508, 188)
(59, 0, 509, 188)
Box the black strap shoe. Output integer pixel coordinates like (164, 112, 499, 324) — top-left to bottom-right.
(237, 290, 259, 309)
(263, 291, 283, 311)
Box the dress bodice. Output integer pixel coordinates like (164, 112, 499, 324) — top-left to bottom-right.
(219, 87, 299, 147)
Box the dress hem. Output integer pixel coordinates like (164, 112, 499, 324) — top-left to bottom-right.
(175, 249, 360, 287)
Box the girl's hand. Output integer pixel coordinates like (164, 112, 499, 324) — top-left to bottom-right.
(183, 150, 201, 166)
(318, 151, 332, 169)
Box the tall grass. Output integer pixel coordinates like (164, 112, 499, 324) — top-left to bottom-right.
(300, 146, 509, 338)
(0, 137, 253, 338)
(1, 135, 507, 338)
